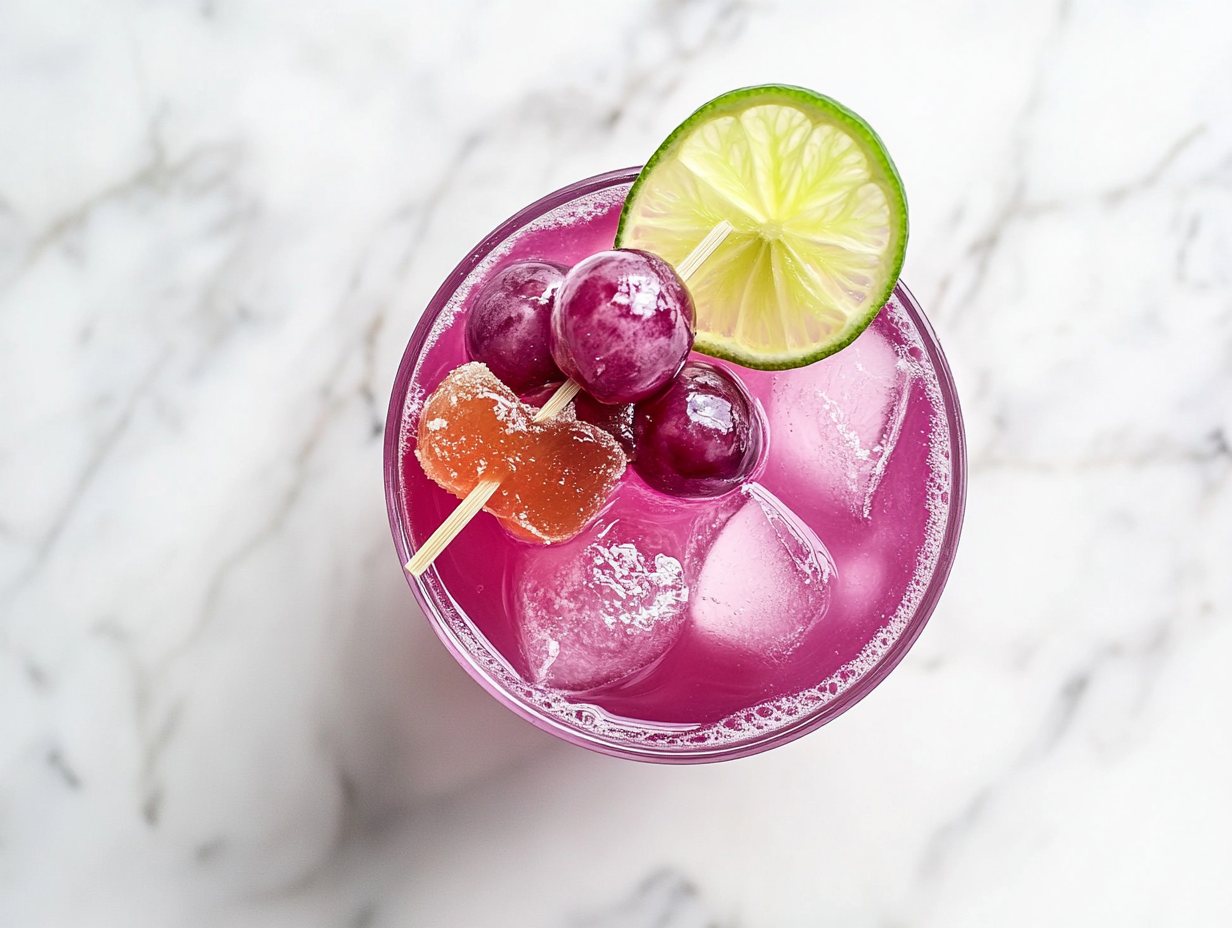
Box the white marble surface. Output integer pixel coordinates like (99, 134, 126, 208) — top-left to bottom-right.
(2, 0, 1231, 925)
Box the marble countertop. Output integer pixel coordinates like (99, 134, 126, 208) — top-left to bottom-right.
(2, 1, 1230, 925)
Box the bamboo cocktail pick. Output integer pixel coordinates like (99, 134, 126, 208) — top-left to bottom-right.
(406, 221, 734, 577)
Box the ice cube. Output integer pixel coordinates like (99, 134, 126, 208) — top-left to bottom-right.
(690, 484, 835, 660)
(769, 324, 912, 518)
(515, 505, 691, 691)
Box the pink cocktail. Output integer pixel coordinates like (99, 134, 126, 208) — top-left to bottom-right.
(384, 168, 966, 762)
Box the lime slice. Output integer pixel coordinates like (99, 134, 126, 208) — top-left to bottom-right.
(616, 85, 907, 370)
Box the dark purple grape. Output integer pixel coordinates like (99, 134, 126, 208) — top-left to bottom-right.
(520, 381, 636, 458)
(551, 249, 694, 405)
(573, 392, 636, 458)
(517, 381, 561, 407)
(632, 361, 763, 498)
(466, 261, 566, 393)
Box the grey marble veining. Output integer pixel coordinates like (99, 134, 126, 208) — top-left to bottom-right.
(2, 1, 1230, 926)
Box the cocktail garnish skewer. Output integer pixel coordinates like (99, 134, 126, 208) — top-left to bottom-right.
(405, 220, 734, 577)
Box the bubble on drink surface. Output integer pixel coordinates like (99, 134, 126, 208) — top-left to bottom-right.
(690, 483, 836, 660)
(770, 324, 914, 518)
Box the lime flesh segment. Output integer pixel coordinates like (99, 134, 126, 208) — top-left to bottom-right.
(616, 85, 907, 370)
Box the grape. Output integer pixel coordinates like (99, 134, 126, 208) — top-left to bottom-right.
(632, 361, 763, 498)
(465, 261, 566, 393)
(520, 382, 636, 458)
(551, 249, 694, 405)
(573, 392, 636, 457)
(517, 382, 561, 406)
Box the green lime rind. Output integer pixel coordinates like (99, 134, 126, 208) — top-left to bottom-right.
(616, 84, 908, 371)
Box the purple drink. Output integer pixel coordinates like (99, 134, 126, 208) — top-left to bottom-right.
(384, 168, 966, 762)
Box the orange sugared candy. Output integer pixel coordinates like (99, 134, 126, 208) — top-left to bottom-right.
(416, 363, 626, 543)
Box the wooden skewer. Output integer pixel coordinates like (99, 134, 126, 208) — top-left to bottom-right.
(676, 219, 734, 280)
(530, 378, 582, 422)
(405, 380, 583, 576)
(405, 222, 734, 578)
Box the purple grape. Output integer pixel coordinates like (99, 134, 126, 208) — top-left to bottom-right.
(517, 381, 562, 407)
(520, 381, 636, 458)
(573, 392, 636, 458)
(465, 261, 566, 393)
(632, 361, 764, 498)
(551, 249, 694, 405)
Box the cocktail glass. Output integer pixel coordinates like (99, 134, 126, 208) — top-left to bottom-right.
(384, 167, 966, 763)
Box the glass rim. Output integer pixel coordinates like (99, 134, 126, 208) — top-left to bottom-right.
(383, 167, 968, 763)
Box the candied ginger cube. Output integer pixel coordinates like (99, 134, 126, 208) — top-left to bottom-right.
(415, 362, 626, 543)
